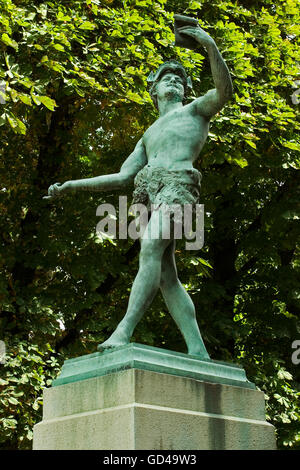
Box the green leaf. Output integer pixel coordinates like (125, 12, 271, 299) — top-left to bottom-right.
(1, 33, 18, 50)
(245, 140, 257, 149)
(52, 43, 65, 52)
(127, 91, 144, 104)
(39, 96, 57, 111)
(10, 88, 19, 102)
(8, 397, 19, 405)
(31, 94, 41, 105)
(3, 418, 18, 429)
(0, 113, 6, 126)
(79, 21, 96, 30)
(281, 141, 300, 152)
(19, 94, 32, 106)
(7, 114, 26, 134)
(197, 258, 213, 269)
(226, 155, 248, 168)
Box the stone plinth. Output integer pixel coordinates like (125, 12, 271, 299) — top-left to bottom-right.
(33, 343, 276, 450)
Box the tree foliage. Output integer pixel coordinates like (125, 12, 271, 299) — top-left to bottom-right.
(0, 0, 299, 449)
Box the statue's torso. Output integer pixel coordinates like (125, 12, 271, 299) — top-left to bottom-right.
(142, 103, 210, 170)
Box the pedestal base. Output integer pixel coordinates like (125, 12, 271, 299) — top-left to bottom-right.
(33, 344, 276, 450)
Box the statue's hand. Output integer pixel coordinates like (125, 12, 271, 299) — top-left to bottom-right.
(43, 182, 69, 200)
(177, 24, 214, 48)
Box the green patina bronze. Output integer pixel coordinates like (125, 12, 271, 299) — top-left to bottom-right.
(52, 343, 255, 389)
(44, 17, 233, 359)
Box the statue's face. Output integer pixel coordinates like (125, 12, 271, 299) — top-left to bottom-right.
(155, 72, 185, 103)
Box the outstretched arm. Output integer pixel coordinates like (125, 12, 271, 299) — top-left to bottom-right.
(44, 138, 147, 200)
(179, 24, 233, 118)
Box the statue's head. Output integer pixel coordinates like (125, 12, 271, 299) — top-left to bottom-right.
(147, 60, 193, 109)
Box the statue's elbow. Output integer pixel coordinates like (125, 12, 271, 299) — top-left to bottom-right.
(217, 83, 233, 107)
(222, 89, 233, 107)
(119, 172, 134, 187)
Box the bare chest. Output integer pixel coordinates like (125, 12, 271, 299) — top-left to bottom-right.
(143, 108, 209, 157)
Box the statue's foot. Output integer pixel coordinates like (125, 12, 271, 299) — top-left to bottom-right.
(187, 344, 210, 360)
(97, 328, 130, 352)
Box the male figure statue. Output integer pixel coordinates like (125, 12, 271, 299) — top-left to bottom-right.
(44, 21, 233, 358)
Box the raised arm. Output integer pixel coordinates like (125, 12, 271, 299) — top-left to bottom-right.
(178, 24, 233, 118)
(44, 138, 147, 200)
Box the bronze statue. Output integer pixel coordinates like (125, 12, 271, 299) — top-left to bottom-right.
(44, 17, 233, 358)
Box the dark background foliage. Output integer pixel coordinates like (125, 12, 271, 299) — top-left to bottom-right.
(0, 0, 299, 449)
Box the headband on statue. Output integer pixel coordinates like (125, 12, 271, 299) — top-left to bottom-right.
(147, 60, 193, 90)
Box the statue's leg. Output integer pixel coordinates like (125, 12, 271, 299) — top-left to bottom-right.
(97, 208, 171, 351)
(160, 241, 210, 359)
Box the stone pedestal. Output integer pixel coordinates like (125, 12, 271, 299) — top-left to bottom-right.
(33, 343, 276, 450)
